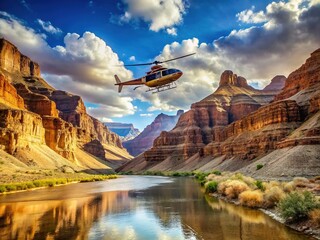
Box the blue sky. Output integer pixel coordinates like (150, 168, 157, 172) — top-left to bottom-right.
(0, 0, 319, 130)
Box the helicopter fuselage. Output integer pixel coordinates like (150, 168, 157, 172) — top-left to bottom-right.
(114, 65, 183, 92)
(142, 67, 183, 87)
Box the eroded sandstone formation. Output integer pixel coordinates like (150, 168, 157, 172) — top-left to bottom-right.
(202, 100, 301, 159)
(144, 70, 281, 161)
(275, 48, 320, 101)
(0, 38, 129, 166)
(0, 74, 24, 109)
(0, 38, 40, 77)
(0, 109, 45, 154)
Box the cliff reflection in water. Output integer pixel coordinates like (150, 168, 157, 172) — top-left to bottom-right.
(0, 176, 313, 240)
(0, 191, 134, 240)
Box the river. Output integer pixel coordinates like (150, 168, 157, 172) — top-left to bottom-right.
(0, 176, 314, 240)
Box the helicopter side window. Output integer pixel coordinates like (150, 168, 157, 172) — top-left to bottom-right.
(146, 73, 156, 82)
(162, 70, 169, 76)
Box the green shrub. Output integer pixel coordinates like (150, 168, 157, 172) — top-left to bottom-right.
(205, 181, 219, 193)
(212, 170, 222, 175)
(278, 191, 319, 222)
(256, 164, 264, 170)
(255, 180, 265, 191)
(5, 184, 17, 192)
(195, 172, 209, 182)
(0, 185, 6, 193)
(26, 182, 35, 189)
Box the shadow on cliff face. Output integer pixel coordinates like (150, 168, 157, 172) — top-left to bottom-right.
(83, 140, 106, 160)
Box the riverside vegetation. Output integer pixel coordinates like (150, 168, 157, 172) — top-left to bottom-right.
(0, 174, 117, 194)
(126, 170, 320, 237)
(200, 171, 320, 237)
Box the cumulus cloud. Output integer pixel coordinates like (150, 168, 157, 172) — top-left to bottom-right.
(132, 0, 320, 112)
(119, 0, 186, 34)
(236, 7, 267, 23)
(0, 12, 135, 121)
(37, 19, 62, 34)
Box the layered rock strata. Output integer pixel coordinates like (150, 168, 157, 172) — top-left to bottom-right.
(0, 74, 24, 109)
(0, 38, 40, 77)
(0, 109, 45, 154)
(0, 38, 129, 166)
(275, 49, 320, 101)
(144, 70, 281, 161)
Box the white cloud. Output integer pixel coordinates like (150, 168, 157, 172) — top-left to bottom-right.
(166, 27, 177, 36)
(0, 12, 135, 121)
(37, 19, 62, 34)
(119, 0, 186, 34)
(237, 7, 267, 23)
(139, 113, 154, 117)
(129, 55, 136, 61)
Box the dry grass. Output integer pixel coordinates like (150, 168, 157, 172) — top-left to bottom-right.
(309, 209, 320, 227)
(218, 180, 250, 199)
(293, 177, 311, 188)
(239, 190, 264, 208)
(230, 173, 256, 188)
(283, 181, 296, 193)
(264, 186, 285, 208)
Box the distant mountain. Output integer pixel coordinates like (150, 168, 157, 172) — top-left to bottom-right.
(123, 110, 184, 156)
(105, 122, 140, 141)
(118, 49, 320, 179)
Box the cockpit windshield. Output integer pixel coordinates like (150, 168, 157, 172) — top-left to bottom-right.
(162, 69, 180, 76)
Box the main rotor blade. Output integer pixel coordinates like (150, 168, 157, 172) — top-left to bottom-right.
(123, 53, 195, 67)
(124, 62, 153, 66)
(160, 53, 196, 63)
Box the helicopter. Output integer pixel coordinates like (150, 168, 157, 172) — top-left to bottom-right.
(115, 53, 195, 93)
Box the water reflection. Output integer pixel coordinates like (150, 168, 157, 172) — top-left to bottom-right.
(0, 176, 314, 240)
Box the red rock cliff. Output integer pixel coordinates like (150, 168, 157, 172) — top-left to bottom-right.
(0, 38, 128, 163)
(144, 71, 280, 161)
(275, 49, 320, 101)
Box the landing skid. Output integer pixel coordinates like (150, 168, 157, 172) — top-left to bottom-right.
(146, 82, 177, 94)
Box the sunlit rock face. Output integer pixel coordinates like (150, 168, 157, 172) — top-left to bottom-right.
(0, 109, 45, 154)
(0, 38, 40, 77)
(0, 38, 129, 165)
(144, 70, 280, 161)
(0, 74, 25, 109)
(123, 110, 183, 157)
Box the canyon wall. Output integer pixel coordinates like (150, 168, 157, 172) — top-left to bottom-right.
(0, 38, 129, 169)
(143, 70, 281, 162)
(0, 38, 40, 77)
